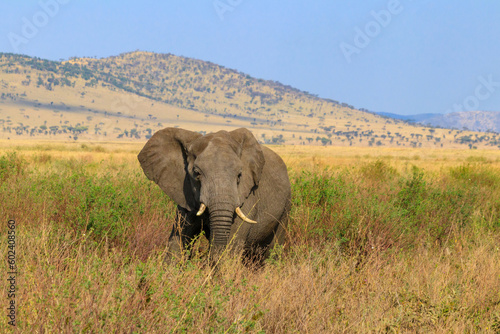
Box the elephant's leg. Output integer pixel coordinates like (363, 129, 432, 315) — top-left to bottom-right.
(244, 209, 290, 266)
(268, 217, 288, 250)
(269, 201, 291, 251)
(166, 207, 202, 263)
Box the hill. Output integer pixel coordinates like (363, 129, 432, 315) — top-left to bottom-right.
(377, 111, 500, 133)
(375, 112, 442, 123)
(0, 51, 499, 149)
(417, 111, 500, 132)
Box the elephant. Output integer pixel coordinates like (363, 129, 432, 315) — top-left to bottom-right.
(138, 127, 291, 264)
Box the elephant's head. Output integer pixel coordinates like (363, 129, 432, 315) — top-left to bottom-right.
(138, 128, 264, 247)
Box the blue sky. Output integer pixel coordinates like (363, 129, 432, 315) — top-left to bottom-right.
(1, 0, 499, 115)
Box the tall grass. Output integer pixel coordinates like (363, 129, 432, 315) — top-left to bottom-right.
(1, 151, 500, 332)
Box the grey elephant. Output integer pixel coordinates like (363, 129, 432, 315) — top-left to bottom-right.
(138, 127, 291, 264)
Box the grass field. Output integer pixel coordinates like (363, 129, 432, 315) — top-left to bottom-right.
(1, 141, 500, 332)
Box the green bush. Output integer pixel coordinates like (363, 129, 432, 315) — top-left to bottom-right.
(0, 152, 25, 180)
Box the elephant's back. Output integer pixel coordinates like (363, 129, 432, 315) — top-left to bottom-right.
(261, 146, 291, 197)
(236, 145, 291, 245)
(243, 146, 290, 241)
(252, 146, 291, 219)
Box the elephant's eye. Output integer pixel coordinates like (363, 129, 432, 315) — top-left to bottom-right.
(237, 172, 242, 184)
(193, 168, 201, 180)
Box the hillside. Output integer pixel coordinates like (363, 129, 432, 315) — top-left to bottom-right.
(377, 111, 500, 133)
(375, 112, 442, 123)
(0, 51, 499, 148)
(418, 111, 500, 132)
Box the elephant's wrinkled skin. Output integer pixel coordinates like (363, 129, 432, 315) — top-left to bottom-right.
(138, 127, 291, 263)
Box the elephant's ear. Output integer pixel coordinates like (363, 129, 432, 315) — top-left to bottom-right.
(138, 128, 202, 211)
(230, 128, 265, 202)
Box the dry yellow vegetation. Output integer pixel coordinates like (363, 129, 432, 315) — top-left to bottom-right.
(1, 141, 500, 332)
(3, 139, 500, 172)
(1, 52, 499, 149)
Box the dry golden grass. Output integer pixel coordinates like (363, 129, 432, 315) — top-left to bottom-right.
(4, 139, 500, 171)
(2, 52, 498, 148)
(1, 141, 500, 332)
(274, 145, 500, 172)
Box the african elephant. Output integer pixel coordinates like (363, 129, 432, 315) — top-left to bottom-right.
(138, 127, 291, 264)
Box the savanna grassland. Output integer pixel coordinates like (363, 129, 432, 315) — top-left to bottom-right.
(1, 141, 500, 332)
(2, 52, 499, 149)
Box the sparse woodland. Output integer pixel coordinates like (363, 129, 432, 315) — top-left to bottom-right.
(1, 52, 499, 148)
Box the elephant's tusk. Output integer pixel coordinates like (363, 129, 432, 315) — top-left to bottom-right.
(236, 207, 257, 224)
(196, 203, 206, 216)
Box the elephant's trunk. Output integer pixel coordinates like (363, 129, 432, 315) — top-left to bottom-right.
(208, 198, 235, 246)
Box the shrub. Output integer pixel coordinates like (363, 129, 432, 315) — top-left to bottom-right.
(0, 152, 25, 180)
